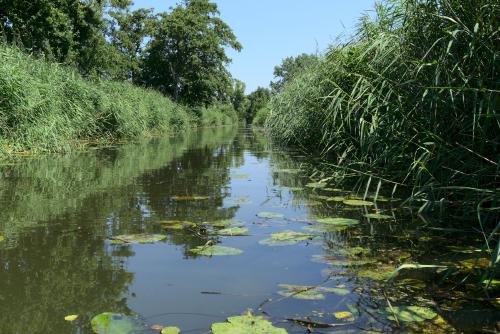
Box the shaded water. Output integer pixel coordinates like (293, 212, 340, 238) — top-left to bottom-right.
(0, 127, 498, 334)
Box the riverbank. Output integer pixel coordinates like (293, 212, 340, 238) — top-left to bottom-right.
(0, 44, 237, 156)
(266, 0, 498, 214)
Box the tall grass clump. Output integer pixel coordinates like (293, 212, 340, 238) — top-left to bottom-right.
(0, 44, 195, 154)
(268, 0, 499, 210)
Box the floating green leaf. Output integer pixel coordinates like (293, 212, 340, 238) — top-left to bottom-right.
(203, 219, 235, 227)
(109, 234, 166, 244)
(211, 311, 287, 334)
(214, 227, 249, 236)
(0, 235, 4, 242)
(91, 312, 152, 334)
(326, 196, 345, 202)
(160, 220, 196, 230)
(64, 314, 78, 321)
(171, 195, 209, 201)
(257, 212, 284, 219)
(316, 218, 359, 226)
(342, 199, 374, 206)
(364, 213, 392, 219)
(305, 182, 327, 188)
(334, 311, 355, 321)
(277, 284, 350, 300)
(189, 245, 243, 256)
(259, 231, 317, 246)
(311, 255, 374, 266)
(385, 306, 437, 322)
(303, 225, 349, 233)
(161, 327, 180, 334)
(357, 265, 394, 280)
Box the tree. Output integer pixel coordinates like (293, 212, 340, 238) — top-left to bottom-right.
(141, 0, 242, 106)
(246, 87, 270, 124)
(0, 0, 129, 76)
(230, 79, 249, 120)
(271, 53, 318, 94)
(106, 5, 155, 81)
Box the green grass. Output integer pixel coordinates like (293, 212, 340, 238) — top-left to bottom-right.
(267, 0, 498, 212)
(0, 44, 236, 155)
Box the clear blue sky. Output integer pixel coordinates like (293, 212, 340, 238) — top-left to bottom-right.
(133, 0, 376, 93)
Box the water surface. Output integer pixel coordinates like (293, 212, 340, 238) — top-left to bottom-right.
(0, 127, 498, 334)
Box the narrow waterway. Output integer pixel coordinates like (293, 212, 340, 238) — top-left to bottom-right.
(0, 127, 497, 334)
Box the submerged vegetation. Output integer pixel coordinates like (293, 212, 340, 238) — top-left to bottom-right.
(266, 0, 498, 214)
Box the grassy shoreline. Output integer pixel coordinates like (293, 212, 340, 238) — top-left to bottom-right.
(0, 44, 237, 157)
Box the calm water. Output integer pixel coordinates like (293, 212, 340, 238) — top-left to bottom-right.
(0, 127, 498, 334)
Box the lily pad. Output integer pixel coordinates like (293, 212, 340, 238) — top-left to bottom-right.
(311, 255, 374, 267)
(316, 218, 360, 226)
(171, 195, 209, 201)
(259, 231, 317, 246)
(257, 212, 284, 219)
(64, 314, 78, 321)
(161, 327, 180, 334)
(203, 219, 235, 227)
(91, 312, 153, 334)
(385, 306, 437, 322)
(326, 196, 345, 202)
(109, 234, 166, 244)
(357, 265, 394, 280)
(211, 311, 287, 334)
(277, 284, 350, 300)
(364, 213, 392, 219)
(303, 225, 349, 233)
(343, 199, 374, 206)
(189, 245, 243, 256)
(0, 235, 4, 242)
(334, 311, 355, 321)
(305, 182, 327, 188)
(214, 227, 249, 236)
(160, 220, 196, 230)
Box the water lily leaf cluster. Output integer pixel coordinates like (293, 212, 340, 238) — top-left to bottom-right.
(316, 217, 359, 226)
(160, 220, 196, 230)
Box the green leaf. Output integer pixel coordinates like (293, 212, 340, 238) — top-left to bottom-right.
(160, 220, 196, 230)
(343, 199, 374, 206)
(211, 311, 287, 334)
(214, 227, 249, 236)
(305, 182, 327, 188)
(259, 231, 317, 246)
(364, 213, 392, 219)
(161, 326, 180, 334)
(0, 235, 4, 242)
(189, 245, 243, 256)
(257, 212, 284, 219)
(316, 218, 359, 226)
(109, 234, 166, 244)
(203, 219, 235, 227)
(64, 314, 78, 321)
(91, 313, 153, 334)
(277, 284, 350, 300)
(385, 306, 437, 322)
